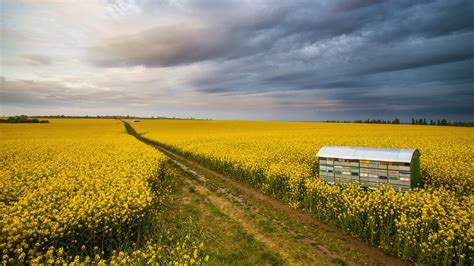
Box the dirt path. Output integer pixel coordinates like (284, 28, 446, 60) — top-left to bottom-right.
(184, 177, 314, 265)
(124, 122, 409, 265)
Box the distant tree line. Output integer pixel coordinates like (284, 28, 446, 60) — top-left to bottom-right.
(323, 118, 473, 127)
(354, 118, 401, 124)
(412, 118, 444, 125)
(0, 116, 49, 123)
(2, 115, 212, 121)
(411, 118, 474, 127)
(324, 118, 401, 124)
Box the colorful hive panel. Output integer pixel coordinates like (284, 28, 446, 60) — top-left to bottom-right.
(317, 146, 420, 191)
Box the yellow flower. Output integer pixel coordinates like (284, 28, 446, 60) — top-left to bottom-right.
(130, 119, 473, 264)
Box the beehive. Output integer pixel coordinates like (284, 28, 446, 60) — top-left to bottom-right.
(317, 146, 421, 191)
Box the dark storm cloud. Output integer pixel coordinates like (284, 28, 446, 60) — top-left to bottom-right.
(375, 1, 474, 41)
(337, 32, 474, 76)
(334, 0, 382, 11)
(86, 0, 473, 119)
(88, 0, 474, 69)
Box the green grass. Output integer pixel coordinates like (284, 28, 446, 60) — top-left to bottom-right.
(175, 178, 284, 265)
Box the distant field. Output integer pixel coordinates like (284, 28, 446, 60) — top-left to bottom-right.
(130, 120, 473, 194)
(130, 119, 473, 264)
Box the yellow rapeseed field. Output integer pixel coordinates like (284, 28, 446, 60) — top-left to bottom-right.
(0, 119, 206, 264)
(130, 119, 473, 264)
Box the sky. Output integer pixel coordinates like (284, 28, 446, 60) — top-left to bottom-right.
(1, 0, 473, 121)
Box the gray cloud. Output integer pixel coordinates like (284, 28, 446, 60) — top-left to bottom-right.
(0, 77, 154, 107)
(87, 1, 474, 72)
(1, 78, 69, 106)
(21, 54, 53, 65)
(87, 24, 235, 67)
(87, 1, 284, 67)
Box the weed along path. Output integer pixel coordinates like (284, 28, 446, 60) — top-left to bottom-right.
(124, 122, 409, 266)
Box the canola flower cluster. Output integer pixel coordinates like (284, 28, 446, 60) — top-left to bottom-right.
(131, 120, 473, 264)
(0, 119, 205, 264)
(109, 239, 208, 265)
